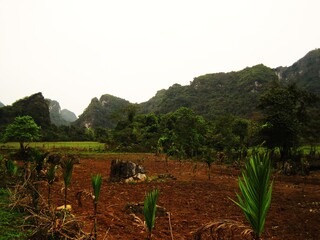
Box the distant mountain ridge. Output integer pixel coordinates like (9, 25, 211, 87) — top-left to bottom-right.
(74, 94, 131, 129)
(46, 99, 77, 126)
(139, 64, 278, 119)
(0, 92, 51, 128)
(0, 101, 4, 108)
(0, 93, 77, 129)
(1, 49, 319, 129)
(75, 48, 320, 128)
(275, 48, 320, 93)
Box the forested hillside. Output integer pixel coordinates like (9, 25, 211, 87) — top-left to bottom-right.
(140, 64, 278, 119)
(1, 49, 319, 132)
(275, 49, 320, 93)
(0, 92, 50, 130)
(47, 99, 77, 126)
(74, 94, 131, 129)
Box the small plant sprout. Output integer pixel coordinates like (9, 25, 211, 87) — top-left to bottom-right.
(230, 153, 273, 240)
(62, 158, 74, 209)
(202, 149, 215, 180)
(46, 164, 57, 207)
(144, 189, 159, 239)
(6, 159, 18, 176)
(91, 174, 102, 240)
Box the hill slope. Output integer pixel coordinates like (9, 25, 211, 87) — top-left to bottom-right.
(0, 92, 51, 128)
(47, 99, 77, 126)
(75, 94, 131, 129)
(275, 48, 320, 93)
(140, 49, 320, 119)
(140, 64, 278, 119)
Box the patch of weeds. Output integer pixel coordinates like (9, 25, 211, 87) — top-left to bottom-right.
(128, 181, 137, 185)
(147, 174, 177, 183)
(0, 188, 31, 240)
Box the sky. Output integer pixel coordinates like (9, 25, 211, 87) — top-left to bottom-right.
(1, 0, 320, 116)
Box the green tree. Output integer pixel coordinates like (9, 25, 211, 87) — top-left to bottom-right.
(2, 116, 41, 151)
(160, 107, 207, 158)
(259, 83, 317, 163)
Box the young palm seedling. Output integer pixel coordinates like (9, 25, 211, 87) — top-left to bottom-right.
(144, 189, 159, 239)
(6, 159, 18, 177)
(46, 164, 57, 208)
(91, 174, 102, 240)
(62, 158, 74, 209)
(230, 153, 273, 240)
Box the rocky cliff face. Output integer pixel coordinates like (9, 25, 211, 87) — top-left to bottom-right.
(75, 94, 131, 129)
(275, 48, 320, 93)
(61, 109, 77, 122)
(0, 92, 51, 128)
(46, 99, 77, 126)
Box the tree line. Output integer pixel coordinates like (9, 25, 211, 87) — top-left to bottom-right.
(2, 83, 319, 169)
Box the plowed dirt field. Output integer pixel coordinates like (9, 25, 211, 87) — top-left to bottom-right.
(48, 153, 320, 239)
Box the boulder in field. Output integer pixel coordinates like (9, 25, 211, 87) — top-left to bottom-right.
(110, 159, 146, 182)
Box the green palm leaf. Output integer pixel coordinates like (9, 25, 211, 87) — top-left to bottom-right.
(230, 153, 273, 240)
(144, 189, 159, 238)
(91, 174, 102, 203)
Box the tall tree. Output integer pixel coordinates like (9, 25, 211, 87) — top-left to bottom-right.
(259, 83, 317, 162)
(2, 115, 41, 151)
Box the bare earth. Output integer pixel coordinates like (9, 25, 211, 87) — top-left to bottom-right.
(48, 153, 320, 240)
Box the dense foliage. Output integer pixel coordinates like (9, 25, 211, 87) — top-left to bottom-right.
(74, 94, 131, 129)
(259, 83, 318, 161)
(2, 116, 41, 151)
(140, 64, 278, 119)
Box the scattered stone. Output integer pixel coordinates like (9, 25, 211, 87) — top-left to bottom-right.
(124, 173, 147, 183)
(110, 159, 146, 182)
(56, 204, 72, 211)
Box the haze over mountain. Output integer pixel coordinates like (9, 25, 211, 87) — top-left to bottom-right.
(0, 94, 77, 129)
(75, 49, 320, 128)
(0, 102, 4, 108)
(46, 99, 78, 126)
(74, 94, 131, 129)
(1, 49, 319, 130)
(0, 92, 51, 128)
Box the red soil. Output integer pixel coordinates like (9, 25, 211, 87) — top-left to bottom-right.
(48, 153, 320, 240)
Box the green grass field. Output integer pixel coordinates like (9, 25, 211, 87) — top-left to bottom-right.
(0, 141, 105, 151)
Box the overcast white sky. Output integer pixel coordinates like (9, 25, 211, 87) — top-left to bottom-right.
(1, 0, 319, 116)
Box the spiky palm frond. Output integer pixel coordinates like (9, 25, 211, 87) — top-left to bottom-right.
(91, 174, 102, 204)
(144, 189, 159, 237)
(46, 164, 57, 185)
(62, 158, 74, 188)
(230, 153, 273, 240)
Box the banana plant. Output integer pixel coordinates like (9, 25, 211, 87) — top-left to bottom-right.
(230, 153, 273, 240)
(91, 174, 102, 240)
(144, 189, 159, 239)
